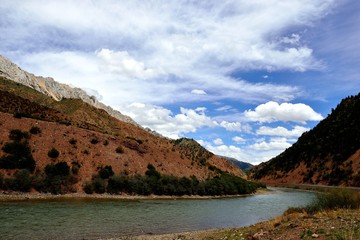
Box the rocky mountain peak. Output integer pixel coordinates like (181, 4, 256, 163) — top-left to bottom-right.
(0, 54, 137, 125)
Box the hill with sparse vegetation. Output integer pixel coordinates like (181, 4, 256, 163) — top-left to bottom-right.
(251, 93, 360, 186)
(0, 62, 260, 195)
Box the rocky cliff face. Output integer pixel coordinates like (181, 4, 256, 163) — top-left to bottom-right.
(0, 54, 137, 125)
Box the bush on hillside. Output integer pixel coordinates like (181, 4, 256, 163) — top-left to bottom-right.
(98, 165, 114, 179)
(3, 169, 32, 192)
(45, 162, 70, 177)
(47, 148, 60, 158)
(9, 129, 29, 142)
(29, 126, 41, 134)
(69, 138, 77, 145)
(115, 146, 124, 154)
(0, 137, 36, 172)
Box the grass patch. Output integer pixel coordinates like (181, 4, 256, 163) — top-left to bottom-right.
(287, 189, 360, 215)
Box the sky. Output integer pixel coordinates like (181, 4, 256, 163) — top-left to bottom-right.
(1, 0, 359, 165)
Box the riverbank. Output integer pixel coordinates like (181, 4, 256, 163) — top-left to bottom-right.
(0, 188, 271, 202)
(123, 208, 360, 240)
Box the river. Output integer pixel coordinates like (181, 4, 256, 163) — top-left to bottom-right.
(0, 188, 315, 239)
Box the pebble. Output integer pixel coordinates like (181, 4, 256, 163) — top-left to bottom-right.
(312, 233, 319, 238)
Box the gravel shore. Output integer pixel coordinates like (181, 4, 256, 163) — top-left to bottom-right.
(0, 189, 270, 202)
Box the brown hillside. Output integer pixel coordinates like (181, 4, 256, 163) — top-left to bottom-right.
(251, 93, 360, 187)
(0, 77, 246, 192)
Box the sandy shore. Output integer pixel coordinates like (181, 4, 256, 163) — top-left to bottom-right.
(0, 189, 271, 202)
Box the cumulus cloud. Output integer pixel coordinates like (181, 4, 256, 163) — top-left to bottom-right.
(191, 89, 207, 95)
(197, 139, 285, 165)
(249, 138, 292, 151)
(197, 139, 247, 162)
(245, 101, 323, 123)
(256, 125, 309, 137)
(219, 121, 252, 133)
(213, 138, 224, 145)
(118, 103, 216, 139)
(232, 136, 246, 144)
(97, 49, 162, 79)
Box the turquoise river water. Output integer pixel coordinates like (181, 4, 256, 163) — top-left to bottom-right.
(0, 188, 315, 239)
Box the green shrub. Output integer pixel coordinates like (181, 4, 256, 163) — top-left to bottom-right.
(3, 169, 32, 192)
(48, 148, 60, 158)
(32, 175, 45, 192)
(0, 141, 36, 172)
(43, 175, 62, 194)
(145, 164, 161, 179)
(115, 146, 124, 154)
(9, 129, 29, 142)
(69, 138, 77, 145)
(29, 126, 41, 134)
(45, 162, 70, 177)
(98, 165, 114, 179)
(83, 182, 94, 194)
(13, 169, 32, 192)
(92, 177, 106, 194)
(90, 138, 99, 144)
(38, 162, 74, 194)
(107, 175, 129, 194)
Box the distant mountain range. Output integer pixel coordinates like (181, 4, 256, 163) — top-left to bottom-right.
(251, 93, 360, 187)
(0, 54, 248, 194)
(219, 156, 254, 172)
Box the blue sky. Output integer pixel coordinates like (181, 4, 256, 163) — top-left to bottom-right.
(1, 0, 359, 164)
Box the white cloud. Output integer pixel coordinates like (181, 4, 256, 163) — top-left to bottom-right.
(213, 138, 224, 145)
(118, 103, 216, 139)
(97, 49, 162, 79)
(249, 138, 292, 151)
(0, 1, 336, 106)
(197, 139, 284, 165)
(281, 33, 301, 45)
(256, 125, 309, 137)
(245, 101, 323, 123)
(232, 136, 246, 144)
(216, 105, 234, 112)
(197, 139, 248, 162)
(219, 121, 252, 133)
(191, 89, 207, 95)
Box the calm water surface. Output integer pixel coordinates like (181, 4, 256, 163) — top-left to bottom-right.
(0, 188, 315, 239)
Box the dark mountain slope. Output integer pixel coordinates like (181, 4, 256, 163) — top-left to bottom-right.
(219, 156, 254, 172)
(251, 93, 360, 186)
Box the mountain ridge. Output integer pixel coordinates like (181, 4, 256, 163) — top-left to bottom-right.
(218, 156, 254, 172)
(251, 93, 360, 186)
(0, 54, 137, 126)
